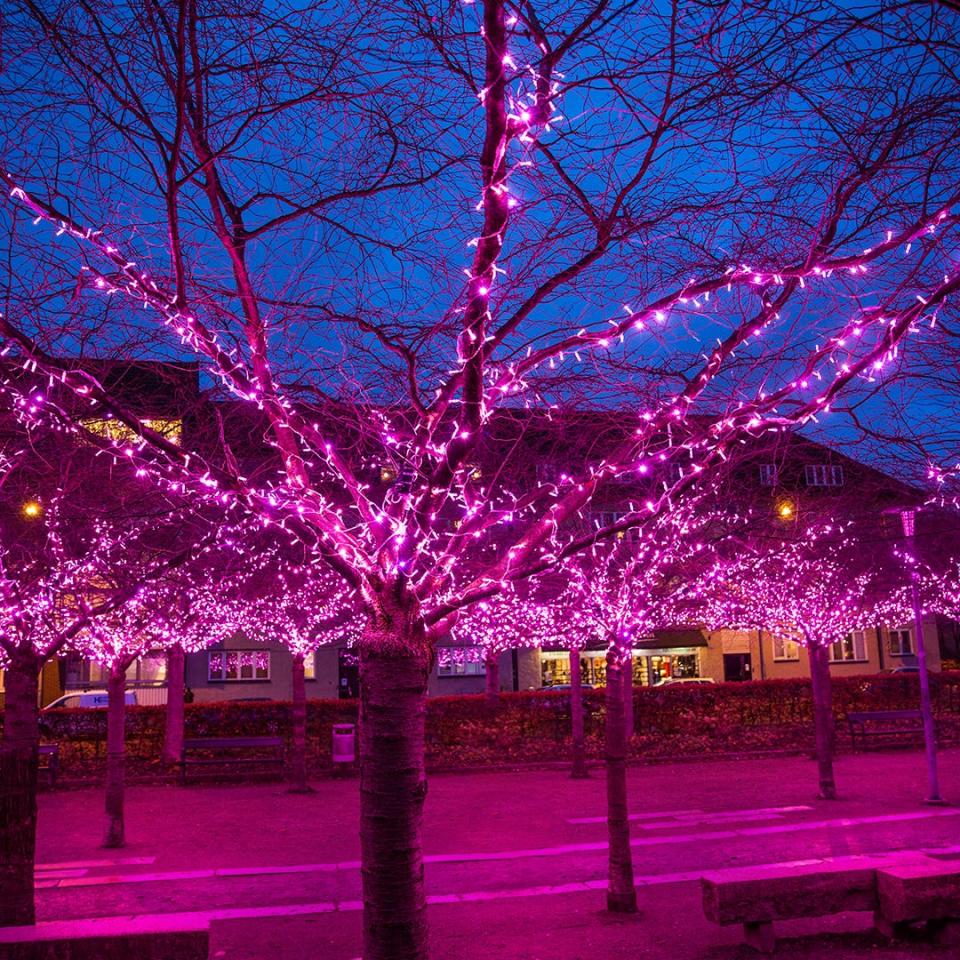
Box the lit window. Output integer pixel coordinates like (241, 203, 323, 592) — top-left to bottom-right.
(830, 631, 867, 662)
(804, 464, 844, 487)
(889, 627, 914, 657)
(208, 650, 271, 681)
(759, 464, 778, 486)
(772, 637, 800, 661)
(436, 647, 486, 676)
(83, 418, 182, 446)
(303, 651, 316, 680)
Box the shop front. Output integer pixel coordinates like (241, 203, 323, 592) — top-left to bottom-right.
(539, 628, 708, 687)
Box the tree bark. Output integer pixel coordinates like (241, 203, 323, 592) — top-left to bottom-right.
(161, 643, 185, 766)
(103, 662, 127, 848)
(0, 649, 41, 926)
(808, 643, 837, 800)
(570, 649, 589, 779)
(622, 654, 634, 742)
(359, 609, 431, 960)
(484, 650, 500, 705)
(288, 652, 312, 793)
(605, 647, 637, 913)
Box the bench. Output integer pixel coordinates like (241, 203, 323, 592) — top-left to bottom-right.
(702, 859, 882, 953)
(180, 736, 285, 784)
(847, 710, 923, 751)
(38, 743, 59, 788)
(876, 860, 960, 944)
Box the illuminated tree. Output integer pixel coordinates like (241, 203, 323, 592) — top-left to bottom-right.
(233, 554, 360, 792)
(561, 514, 714, 913)
(72, 545, 245, 848)
(0, 485, 213, 921)
(1, 2, 959, 954)
(700, 527, 903, 799)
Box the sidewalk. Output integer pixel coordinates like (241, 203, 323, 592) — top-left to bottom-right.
(32, 748, 960, 958)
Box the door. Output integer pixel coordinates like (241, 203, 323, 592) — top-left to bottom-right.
(723, 653, 752, 683)
(338, 649, 360, 699)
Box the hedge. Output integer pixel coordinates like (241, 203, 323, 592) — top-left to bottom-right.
(5, 671, 960, 781)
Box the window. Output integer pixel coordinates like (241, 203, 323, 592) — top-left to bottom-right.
(830, 631, 867, 662)
(436, 646, 486, 676)
(889, 627, 914, 657)
(759, 464, 778, 486)
(83, 418, 182, 445)
(207, 650, 271, 681)
(303, 651, 316, 680)
(804, 464, 844, 487)
(772, 637, 800, 661)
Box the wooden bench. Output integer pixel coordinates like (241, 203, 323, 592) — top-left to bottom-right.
(38, 743, 59, 788)
(847, 710, 923, 751)
(180, 736, 285, 784)
(876, 860, 960, 944)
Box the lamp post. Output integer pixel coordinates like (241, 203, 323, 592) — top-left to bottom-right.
(900, 508, 944, 804)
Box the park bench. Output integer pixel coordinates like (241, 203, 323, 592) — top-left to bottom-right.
(846, 709, 923, 751)
(180, 736, 285, 784)
(875, 859, 960, 944)
(0, 914, 209, 959)
(38, 743, 59, 788)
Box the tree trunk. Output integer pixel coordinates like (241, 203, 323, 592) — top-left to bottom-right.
(808, 643, 837, 800)
(0, 649, 41, 926)
(288, 652, 312, 793)
(570, 649, 589, 779)
(359, 609, 431, 960)
(484, 651, 500, 705)
(103, 663, 127, 848)
(622, 654, 634, 743)
(161, 643, 185, 766)
(605, 647, 637, 913)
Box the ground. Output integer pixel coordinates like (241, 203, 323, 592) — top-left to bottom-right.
(27, 749, 960, 958)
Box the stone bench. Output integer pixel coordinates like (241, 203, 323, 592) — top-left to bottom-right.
(702, 859, 881, 952)
(0, 914, 209, 959)
(876, 860, 960, 944)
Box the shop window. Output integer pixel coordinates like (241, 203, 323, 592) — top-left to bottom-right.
(829, 631, 867, 662)
(208, 650, 271, 681)
(772, 637, 800, 661)
(889, 627, 914, 657)
(436, 646, 486, 676)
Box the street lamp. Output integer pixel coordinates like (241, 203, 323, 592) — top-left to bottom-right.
(21, 499, 43, 520)
(899, 507, 944, 805)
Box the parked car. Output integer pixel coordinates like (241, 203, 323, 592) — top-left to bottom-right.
(43, 690, 137, 710)
(652, 677, 716, 688)
(540, 683, 595, 691)
(884, 665, 920, 674)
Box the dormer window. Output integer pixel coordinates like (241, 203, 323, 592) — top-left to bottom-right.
(804, 464, 844, 487)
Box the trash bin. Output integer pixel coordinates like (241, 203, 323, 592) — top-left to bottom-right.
(332, 723, 356, 765)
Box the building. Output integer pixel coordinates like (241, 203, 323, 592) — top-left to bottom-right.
(0, 363, 954, 707)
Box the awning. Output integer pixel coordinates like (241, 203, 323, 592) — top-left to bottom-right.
(633, 628, 709, 651)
